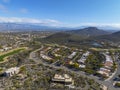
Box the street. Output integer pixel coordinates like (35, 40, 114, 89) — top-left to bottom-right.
(29, 47, 120, 90)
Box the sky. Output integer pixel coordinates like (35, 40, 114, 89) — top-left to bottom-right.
(0, 0, 120, 28)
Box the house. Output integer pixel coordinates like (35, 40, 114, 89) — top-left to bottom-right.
(44, 47, 51, 52)
(52, 74, 73, 85)
(98, 53, 114, 77)
(98, 68, 110, 77)
(79, 64, 85, 68)
(105, 54, 113, 62)
(78, 51, 90, 64)
(106, 51, 109, 54)
(104, 61, 113, 69)
(54, 54, 61, 57)
(40, 54, 52, 60)
(53, 48, 60, 53)
(78, 57, 86, 64)
(100, 84, 108, 90)
(68, 52, 77, 59)
(4, 67, 20, 77)
(3, 47, 12, 51)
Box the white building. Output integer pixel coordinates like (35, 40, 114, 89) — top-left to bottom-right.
(98, 68, 110, 77)
(68, 52, 77, 59)
(52, 74, 73, 84)
(78, 51, 90, 64)
(3, 47, 12, 51)
(98, 53, 113, 77)
(79, 64, 85, 68)
(4, 67, 20, 77)
(40, 54, 52, 60)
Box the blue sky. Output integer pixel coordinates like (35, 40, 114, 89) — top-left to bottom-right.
(0, 0, 120, 28)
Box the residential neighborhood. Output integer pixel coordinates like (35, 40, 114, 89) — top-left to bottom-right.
(1, 0, 120, 90)
(0, 32, 120, 90)
(98, 52, 114, 78)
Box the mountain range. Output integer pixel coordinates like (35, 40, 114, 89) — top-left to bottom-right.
(0, 23, 119, 32)
(44, 27, 120, 44)
(0, 22, 119, 44)
(93, 31, 120, 42)
(65, 27, 110, 36)
(0, 23, 70, 32)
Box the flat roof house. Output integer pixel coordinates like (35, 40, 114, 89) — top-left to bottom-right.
(52, 74, 73, 85)
(100, 84, 108, 90)
(68, 52, 77, 59)
(78, 51, 90, 64)
(104, 61, 113, 69)
(40, 54, 52, 60)
(4, 67, 20, 77)
(98, 68, 110, 77)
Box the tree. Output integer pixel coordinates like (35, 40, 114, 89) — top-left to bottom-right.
(115, 83, 120, 87)
(73, 63, 79, 69)
(118, 74, 120, 78)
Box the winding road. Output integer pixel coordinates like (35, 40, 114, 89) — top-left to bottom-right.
(29, 47, 120, 90)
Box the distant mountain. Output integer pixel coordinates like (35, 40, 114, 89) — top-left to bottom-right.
(0, 23, 71, 32)
(0, 23, 119, 33)
(112, 31, 120, 36)
(43, 27, 111, 44)
(65, 27, 110, 37)
(93, 31, 120, 42)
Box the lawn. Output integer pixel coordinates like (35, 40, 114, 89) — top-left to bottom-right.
(0, 48, 26, 62)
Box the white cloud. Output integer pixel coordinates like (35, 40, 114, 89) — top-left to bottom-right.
(0, 4, 7, 12)
(20, 8, 28, 14)
(67, 23, 120, 29)
(0, 17, 62, 26)
(0, 16, 120, 28)
(85, 23, 120, 28)
(2, 0, 10, 3)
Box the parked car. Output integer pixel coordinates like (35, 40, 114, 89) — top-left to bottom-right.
(113, 77, 120, 81)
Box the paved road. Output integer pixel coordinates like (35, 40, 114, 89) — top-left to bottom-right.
(29, 45, 44, 61)
(29, 47, 120, 90)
